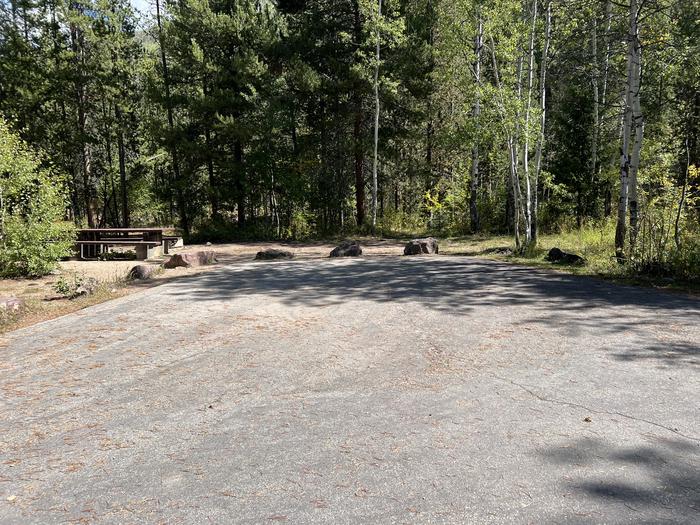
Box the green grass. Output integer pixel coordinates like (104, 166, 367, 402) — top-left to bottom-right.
(440, 222, 699, 294)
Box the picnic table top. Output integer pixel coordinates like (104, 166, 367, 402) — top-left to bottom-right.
(78, 228, 164, 233)
(75, 240, 161, 245)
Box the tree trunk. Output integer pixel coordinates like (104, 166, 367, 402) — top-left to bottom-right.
(532, 1, 551, 246)
(235, 140, 245, 228)
(115, 105, 129, 227)
(522, 0, 538, 247)
(628, 0, 643, 251)
(71, 18, 95, 228)
(202, 79, 219, 223)
(155, 0, 187, 234)
(591, 9, 599, 185)
(205, 127, 219, 222)
(469, 15, 482, 234)
(354, 108, 365, 227)
(353, 0, 365, 227)
(675, 140, 690, 250)
(615, 0, 638, 260)
(489, 34, 521, 249)
(371, 0, 382, 231)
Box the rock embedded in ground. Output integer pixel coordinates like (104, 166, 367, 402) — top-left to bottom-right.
(546, 247, 585, 265)
(255, 249, 294, 261)
(163, 251, 218, 269)
(404, 237, 439, 256)
(128, 265, 160, 280)
(0, 296, 24, 311)
(330, 241, 363, 258)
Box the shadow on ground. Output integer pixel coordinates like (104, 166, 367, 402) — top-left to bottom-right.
(538, 436, 700, 523)
(162, 257, 699, 367)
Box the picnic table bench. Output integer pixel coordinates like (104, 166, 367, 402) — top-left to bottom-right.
(162, 235, 184, 254)
(76, 228, 166, 260)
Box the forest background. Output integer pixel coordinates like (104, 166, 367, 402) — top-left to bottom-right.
(1, 0, 699, 280)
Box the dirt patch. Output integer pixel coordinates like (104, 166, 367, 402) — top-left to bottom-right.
(0, 238, 408, 334)
(3, 235, 695, 334)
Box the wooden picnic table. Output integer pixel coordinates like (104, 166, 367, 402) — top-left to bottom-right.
(76, 228, 165, 260)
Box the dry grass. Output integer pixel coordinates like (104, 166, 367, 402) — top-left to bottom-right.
(0, 239, 406, 334)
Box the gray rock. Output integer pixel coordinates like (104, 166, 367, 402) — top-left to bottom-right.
(0, 296, 24, 311)
(128, 265, 160, 281)
(330, 241, 363, 258)
(404, 237, 439, 255)
(255, 249, 294, 261)
(164, 251, 218, 269)
(546, 247, 585, 265)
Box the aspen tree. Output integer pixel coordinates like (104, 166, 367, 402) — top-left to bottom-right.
(470, 13, 483, 234)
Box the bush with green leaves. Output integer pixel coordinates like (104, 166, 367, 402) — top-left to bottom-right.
(97, 250, 137, 261)
(53, 273, 98, 298)
(0, 119, 75, 277)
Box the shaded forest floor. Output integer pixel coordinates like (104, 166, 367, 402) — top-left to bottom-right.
(1, 234, 697, 335)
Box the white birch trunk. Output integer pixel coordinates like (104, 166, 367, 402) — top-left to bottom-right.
(489, 35, 521, 249)
(628, 0, 643, 250)
(469, 15, 483, 233)
(532, 1, 551, 246)
(591, 11, 599, 184)
(597, 0, 612, 184)
(523, 0, 538, 246)
(615, 0, 637, 259)
(601, 0, 612, 111)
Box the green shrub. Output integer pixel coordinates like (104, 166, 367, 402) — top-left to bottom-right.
(189, 216, 282, 243)
(0, 119, 75, 277)
(668, 237, 700, 280)
(628, 164, 700, 280)
(53, 275, 76, 297)
(98, 250, 137, 261)
(53, 273, 98, 298)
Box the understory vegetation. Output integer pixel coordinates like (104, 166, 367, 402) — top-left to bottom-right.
(0, 0, 698, 280)
(0, 120, 75, 277)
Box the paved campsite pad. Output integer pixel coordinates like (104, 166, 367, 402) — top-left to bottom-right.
(1, 257, 698, 524)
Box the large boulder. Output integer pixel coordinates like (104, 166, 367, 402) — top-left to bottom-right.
(163, 251, 218, 269)
(546, 247, 585, 266)
(255, 249, 294, 261)
(0, 296, 24, 312)
(330, 241, 363, 258)
(404, 237, 439, 256)
(128, 264, 161, 280)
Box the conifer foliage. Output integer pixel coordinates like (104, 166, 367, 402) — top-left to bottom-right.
(0, 0, 698, 272)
